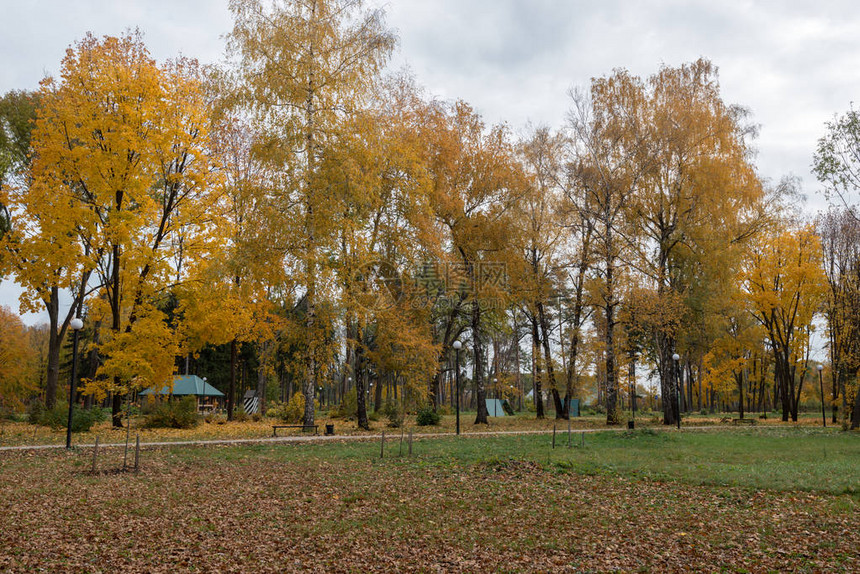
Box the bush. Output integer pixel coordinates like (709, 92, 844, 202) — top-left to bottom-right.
(28, 402, 105, 432)
(268, 392, 319, 423)
(144, 396, 199, 429)
(416, 406, 441, 426)
(340, 389, 358, 420)
(382, 400, 403, 428)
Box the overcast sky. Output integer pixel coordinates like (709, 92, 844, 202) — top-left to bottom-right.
(2, 0, 858, 324)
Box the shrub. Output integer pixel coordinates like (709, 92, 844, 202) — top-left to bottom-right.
(416, 406, 441, 426)
(28, 402, 104, 432)
(368, 410, 380, 422)
(340, 389, 357, 420)
(268, 393, 319, 423)
(382, 400, 403, 428)
(144, 396, 199, 429)
(233, 409, 249, 422)
(270, 392, 303, 423)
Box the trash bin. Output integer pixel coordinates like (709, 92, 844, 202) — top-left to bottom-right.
(627, 420, 635, 430)
(325, 424, 334, 436)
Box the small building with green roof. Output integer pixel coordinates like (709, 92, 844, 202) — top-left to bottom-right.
(139, 375, 225, 413)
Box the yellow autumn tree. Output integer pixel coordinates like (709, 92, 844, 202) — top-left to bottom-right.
(740, 224, 827, 421)
(629, 59, 764, 426)
(0, 306, 37, 411)
(228, 0, 396, 426)
(29, 33, 223, 426)
(423, 100, 523, 425)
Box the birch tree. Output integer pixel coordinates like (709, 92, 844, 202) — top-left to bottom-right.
(228, 0, 395, 426)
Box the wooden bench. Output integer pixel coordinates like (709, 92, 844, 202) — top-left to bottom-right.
(731, 418, 756, 426)
(272, 424, 319, 437)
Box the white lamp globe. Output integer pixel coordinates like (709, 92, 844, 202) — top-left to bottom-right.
(453, 340, 462, 350)
(672, 353, 680, 361)
(70, 318, 84, 331)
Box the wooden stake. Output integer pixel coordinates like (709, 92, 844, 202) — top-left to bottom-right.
(134, 434, 140, 473)
(568, 417, 572, 448)
(408, 430, 413, 456)
(91, 436, 99, 473)
(552, 424, 556, 449)
(380, 431, 385, 459)
(399, 427, 404, 456)
(581, 432, 584, 447)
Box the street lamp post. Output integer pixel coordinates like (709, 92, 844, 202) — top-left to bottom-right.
(65, 317, 84, 450)
(492, 378, 498, 415)
(453, 340, 462, 435)
(672, 353, 681, 430)
(630, 373, 636, 430)
(817, 364, 826, 428)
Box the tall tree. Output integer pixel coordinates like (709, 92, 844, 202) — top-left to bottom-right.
(424, 101, 521, 425)
(566, 74, 649, 425)
(630, 59, 763, 425)
(513, 126, 569, 418)
(228, 0, 395, 427)
(1, 88, 94, 410)
(28, 33, 222, 426)
(741, 225, 827, 421)
(817, 208, 860, 426)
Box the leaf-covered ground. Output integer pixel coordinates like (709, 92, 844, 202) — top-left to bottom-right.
(2, 433, 858, 573)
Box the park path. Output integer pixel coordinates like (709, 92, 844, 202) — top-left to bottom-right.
(0, 425, 726, 452)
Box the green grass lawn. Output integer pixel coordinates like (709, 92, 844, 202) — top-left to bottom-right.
(160, 426, 859, 495)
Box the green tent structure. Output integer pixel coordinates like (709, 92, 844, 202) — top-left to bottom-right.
(140, 375, 225, 413)
(486, 399, 514, 417)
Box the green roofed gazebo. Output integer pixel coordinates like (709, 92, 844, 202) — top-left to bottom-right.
(140, 375, 224, 413)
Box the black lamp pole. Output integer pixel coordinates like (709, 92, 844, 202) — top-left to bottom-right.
(673, 353, 681, 430)
(65, 317, 83, 449)
(630, 374, 636, 429)
(453, 340, 462, 436)
(817, 365, 826, 428)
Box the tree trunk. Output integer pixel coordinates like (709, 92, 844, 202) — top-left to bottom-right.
(256, 364, 267, 416)
(228, 339, 237, 421)
(514, 319, 522, 411)
(603, 269, 619, 424)
(473, 300, 489, 424)
(851, 386, 860, 430)
(736, 370, 745, 420)
(530, 314, 544, 419)
(658, 336, 678, 426)
(374, 373, 384, 413)
(537, 300, 565, 419)
(355, 326, 369, 430)
(44, 288, 63, 409)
